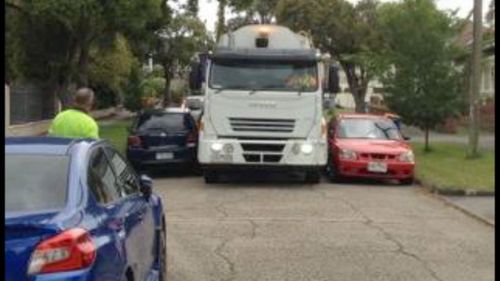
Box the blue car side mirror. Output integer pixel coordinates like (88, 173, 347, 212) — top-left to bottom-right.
(139, 174, 153, 199)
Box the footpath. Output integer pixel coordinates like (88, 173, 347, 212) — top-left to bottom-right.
(405, 126, 495, 226)
(441, 196, 495, 225)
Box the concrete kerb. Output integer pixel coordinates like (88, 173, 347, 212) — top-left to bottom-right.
(416, 179, 495, 227)
(415, 178, 495, 196)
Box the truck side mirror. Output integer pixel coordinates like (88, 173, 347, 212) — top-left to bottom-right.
(328, 65, 340, 94)
(189, 61, 202, 90)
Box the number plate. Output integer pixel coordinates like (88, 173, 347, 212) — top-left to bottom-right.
(210, 153, 233, 163)
(367, 162, 388, 173)
(156, 152, 174, 160)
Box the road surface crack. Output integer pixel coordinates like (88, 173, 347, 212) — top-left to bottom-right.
(312, 188, 443, 281)
(248, 219, 258, 239)
(214, 203, 229, 218)
(366, 219, 444, 281)
(214, 238, 236, 281)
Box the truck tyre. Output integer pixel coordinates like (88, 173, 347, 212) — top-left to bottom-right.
(305, 170, 321, 184)
(204, 170, 219, 184)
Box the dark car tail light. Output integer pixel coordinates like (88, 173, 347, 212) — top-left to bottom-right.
(187, 132, 197, 148)
(27, 228, 96, 275)
(128, 136, 142, 147)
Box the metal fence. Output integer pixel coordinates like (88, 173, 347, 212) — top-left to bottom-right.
(10, 83, 57, 125)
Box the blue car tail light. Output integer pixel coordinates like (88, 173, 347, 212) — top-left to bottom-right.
(27, 228, 96, 275)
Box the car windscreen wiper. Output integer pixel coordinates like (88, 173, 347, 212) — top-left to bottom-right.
(374, 123, 399, 140)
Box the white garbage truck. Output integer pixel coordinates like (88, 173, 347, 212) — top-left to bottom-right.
(189, 24, 340, 183)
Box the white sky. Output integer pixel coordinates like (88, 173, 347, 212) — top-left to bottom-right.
(193, 0, 490, 33)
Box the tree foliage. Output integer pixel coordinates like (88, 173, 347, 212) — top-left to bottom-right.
(276, 0, 387, 113)
(378, 0, 464, 151)
(187, 0, 199, 16)
(153, 13, 212, 105)
(5, 0, 163, 107)
(88, 34, 135, 105)
(486, 0, 495, 26)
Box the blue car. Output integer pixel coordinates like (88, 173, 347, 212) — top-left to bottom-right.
(126, 108, 199, 173)
(5, 137, 167, 281)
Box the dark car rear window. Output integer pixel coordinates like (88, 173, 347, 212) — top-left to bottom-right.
(5, 155, 69, 212)
(136, 112, 194, 132)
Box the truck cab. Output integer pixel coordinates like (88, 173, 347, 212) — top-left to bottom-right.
(190, 24, 339, 183)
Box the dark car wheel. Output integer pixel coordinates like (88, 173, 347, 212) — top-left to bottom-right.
(159, 220, 167, 281)
(204, 170, 219, 184)
(305, 170, 321, 184)
(191, 163, 203, 176)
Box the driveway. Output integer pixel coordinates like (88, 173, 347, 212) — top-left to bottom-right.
(155, 174, 494, 281)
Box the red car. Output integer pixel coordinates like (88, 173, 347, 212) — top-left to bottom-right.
(326, 113, 415, 184)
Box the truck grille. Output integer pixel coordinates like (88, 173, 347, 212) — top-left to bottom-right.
(243, 154, 283, 163)
(229, 118, 295, 133)
(241, 143, 285, 152)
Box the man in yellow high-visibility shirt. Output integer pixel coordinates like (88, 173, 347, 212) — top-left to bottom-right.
(48, 88, 99, 139)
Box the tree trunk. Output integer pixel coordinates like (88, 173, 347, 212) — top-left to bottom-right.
(216, 0, 227, 40)
(468, 0, 483, 158)
(77, 45, 90, 87)
(353, 89, 367, 113)
(163, 66, 173, 107)
(424, 126, 430, 152)
(341, 62, 369, 113)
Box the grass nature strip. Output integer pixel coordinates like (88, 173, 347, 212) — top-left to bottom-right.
(99, 119, 133, 154)
(412, 142, 495, 193)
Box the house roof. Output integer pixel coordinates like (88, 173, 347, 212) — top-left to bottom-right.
(454, 21, 495, 49)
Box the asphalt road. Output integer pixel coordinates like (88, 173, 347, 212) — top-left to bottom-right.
(153, 172, 494, 281)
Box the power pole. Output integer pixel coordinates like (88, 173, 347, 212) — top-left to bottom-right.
(468, 0, 483, 158)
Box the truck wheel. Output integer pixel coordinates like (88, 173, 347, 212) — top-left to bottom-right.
(204, 170, 219, 184)
(305, 170, 321, 184)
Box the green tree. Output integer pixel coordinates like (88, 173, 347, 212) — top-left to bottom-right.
(486, 0, 495, 26)
(276, 0, 387, 113)
(187, 0, 199, 16)
(230, 0, 280, 24)
(153, 13, 211, 106)
(5, 0, 162, 107)
(216, 0, 228, 40)
(378, 0, 464, 151)
(88, 34, 135, 106)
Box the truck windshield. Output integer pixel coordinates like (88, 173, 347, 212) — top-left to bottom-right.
(210, 60, 318, 92)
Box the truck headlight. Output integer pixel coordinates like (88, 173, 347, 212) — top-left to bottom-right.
(301, 143, 314, 155)
(399, 151, 415, 163)
(339, 148, 357, 160)
(211, 143, 223, 152)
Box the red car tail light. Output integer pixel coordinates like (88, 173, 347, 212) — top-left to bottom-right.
(128, 136, 142, 147)
(28, 228, 96, 275)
